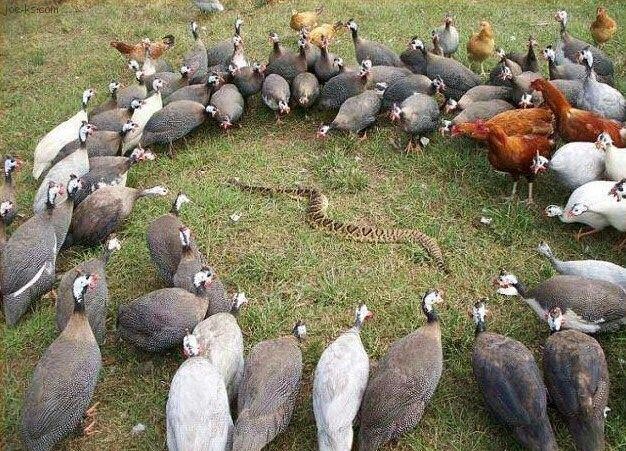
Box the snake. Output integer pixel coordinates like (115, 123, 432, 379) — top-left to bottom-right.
(228, 178, 447, 273)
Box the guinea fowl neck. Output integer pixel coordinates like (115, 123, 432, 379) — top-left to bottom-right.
(475, 320, 486, 335)
(513, 281, 527, 297)
(4, 170, 12, 184)
(350, 27, 358, 42)
(423, 304, 439, 323)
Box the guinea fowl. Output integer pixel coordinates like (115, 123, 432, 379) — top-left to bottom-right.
(346, 19, 402, 67)
(313, 304, 372, 451)
(56, 237, 121, 344)
(147, 192, 195, 285)
(1, 182, 65, 325)
(116, 71, 149, 109)
(319, 59, 372, 110)
(447, 99, 514, 125)
(33, 122, 94, 214)
(390, 92, 440, 152)
(489, 49, 522, 86)
(91, 81, 121, 116)
(117, 285, 209, 353)
(314, 36, 341, 83)
(166, 334, 233, 451)
(122, 78, 164, 153)
(543, 46, 599, 84)
(412, 39, 481, 100)
(554, 10, 613, 78)
(317, 82, 386, 138)
(507, 36, 539, 72)
(544, 307, 609, 451)
(367, 65, 412, 89)
(549, 78, 584, 107)
(267, 32, 286, 64)
(232, 321, 306, 450)
(1, 156, 22, 214)
(206, 83, 245, 129)
(434, 13, 459, 57)
(153, 65, 194, 99)
(266, 38, 307, 84)
(33, 88, 95, 179)
(183, 22, 208, 85)
(141, 100, 211, 156)
(471, 301, 558, 451)
(164, 72, 222, 106)
(382, 75, 445, 109)
(577, 49, 625, 122)
(400, 37, 427, 74)
(89, 98, 142, 133)
(262, 73, 291, 121)
(358, 290, 444, 451)
(538, 241, 626, 291)
(496, 270, 626, 333)
(0, 201, 16, 247)
(454, 85, 513, 110)
(68, 185, 168, 247)
(206, 17, 244, 69)
(20, 273, 102, 451)
(293, 72, 320, 112)
(231, 63, 265, 98)
(300, 28, 321, 72)
(192, 293, 247, 404)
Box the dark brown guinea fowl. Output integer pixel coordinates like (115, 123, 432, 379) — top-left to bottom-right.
(21, 273, 102, 450)
(471, 301, 557, 451)
(543, 307, 608, 451)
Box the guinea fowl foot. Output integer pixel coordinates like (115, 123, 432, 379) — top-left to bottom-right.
(83, 420, 98, 436)
(86, 401, 99, 417)
(574, 227, 600, 240)
(357, 131, 368, 142)
(44, 289, 57, 303)
(615, 236, 626, 250)
(167, 142, 176, 159)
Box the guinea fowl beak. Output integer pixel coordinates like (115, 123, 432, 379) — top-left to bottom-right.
(88, 274, 99, 289)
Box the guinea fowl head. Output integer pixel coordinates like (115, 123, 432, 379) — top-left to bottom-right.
(554, 10, 568, 26)
(389, 104, 402, 123)
(544, 205, 564, 217)
(536, 241, 555, 260)
(180, 65, 192, 78)
(316, 124, 331, 138)
(171, 192, 190, 215)
(72, 273, 99, 310)
(190, 21, 199, 40)
(78, 122, 97, 143)
(233, 35, 243, 49)
(494, 270, 522, 296)
(278, 100, 290, 115)
(547, 307, 564, 333)
(108, 81, 121, 94)
(444, 13, 454, 26)
(609, 179, 626, 201)
(594, 132, 613, 151)
(122, 120, 139, 135)
(252, 62, 265, 74)
(518, 93, 533, 109)
(421, 289, 443, 322)
(66, 174, 84, 201)
(128, 59, 141, 71)
(531, 153, 550, 175)
(152, 78, 164, 92)
(432, 76, 446, 94)
(4, 155, 23, 177)
(497, 65, 513, 81)
(183, 333, 201, 358)
(333, 57, 344, 71)
(269, 32, 280, 44)
(471, 300, 488, 334)
(0, 201, 15, 225)
(82, 88, 96, 108)
(130, 98, 144, 111)
(292, 320, 307, 341)
(231, 292, 249, 314)
(358, 59, 372, 78)
(354, 303, 373, 329)
(346, 19, 358, 32)
(542, 45, 556, 62)
(193, 267, 214, 293)
(443, 99, 458, 114)
(374, 82, 388, 96)
(178, 226, 192, 251)
(205, 104, 219, 118)
(45, 181, 65, 209)
(207, 72, 223, 86)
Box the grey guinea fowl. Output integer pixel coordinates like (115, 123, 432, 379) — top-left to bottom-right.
(538, 241, 626, 291)
(265, 38, 307, 84)
(496, 271, 626, 333)
(1, 183, 64, 326)
(268, 32, 287, 64)
(400, 37, 427, 75)
(146, 192, 195, 285)
(413, 39, 481, 101)
(313, 304, 372, 451)
(317, 82, 386, 138)
(346, 19, 403, 67)
(184, 22, 209, 84)
(456, 85, 513, 110)
(116, 74, 149, 109)
(117, 287, 208, 353)
(543, 46, 612, 85)
(578, 50, 625, 122)
(230, 63, 265, 98)
(166, 334, 233, 451)
(1, 155, 22, 217)
(192, 294, 247, 404)
(471, 301, 558, 451)
(382, 74, 444, 110)
(232, 321, 306, 450)
(206, 83, 245, 129)
(20, 273, 102, 451)
(314, 36, 341, 83)
(449, 99, 514, 125)
(434, 13, 459, 57)
(143, 65, 193, 99)
(207, 17, 243, 69)
(318, 60, 372, 110)
(507, 36, 539, 73)
(292, 72, 320, 111)
(56, 237, 121, 344)
(262, 74, 291, 120)
(0, 201, 16, 247)
(390, 92, 440, 152)
(367, 65, 412, 89)
(91, 81, 121, 116)
(164, 72, 222, 106)
(68, 185, 168, 247)
(543, 307, 609, 451)
(489, 49, 522, 87)
(300, 29, 321, 72)
(548, 79, 583, 107)
(89, 99, 142, 133)
(358, 290, 444, 451)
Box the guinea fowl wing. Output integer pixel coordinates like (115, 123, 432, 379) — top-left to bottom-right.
(71, 194, 125, 244)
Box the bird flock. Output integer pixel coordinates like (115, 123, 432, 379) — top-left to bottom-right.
(5, 4, 626, 451)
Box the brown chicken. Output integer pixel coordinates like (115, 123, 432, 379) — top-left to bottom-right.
(310, 21, 344, 46)
(110, 35, 175, 62)
(467, 21, 495, 75)
(530, 78, 625, 147)
(590, 7, 617, 46)
(468, 121, 554, 203)
(290, 6, 324, 31)
(451, 108, 554, 141)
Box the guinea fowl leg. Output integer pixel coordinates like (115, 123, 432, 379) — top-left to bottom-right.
(168, 142, 176, 158)
(357, 130, 368, 141)
(502, 181, 518, 202)
(575, 227, 600, 240)
(83, 402, 100, 436)
(275, 111, 283, 124)
(524, 182, 535, 205)
(480, 62, 486, 76)
(615, 235, 626, 250)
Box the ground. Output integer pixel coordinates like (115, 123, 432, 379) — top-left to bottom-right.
(1, 0, 626, 449)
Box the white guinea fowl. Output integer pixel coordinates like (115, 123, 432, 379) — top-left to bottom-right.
(166, 334, 233, 451)
(599, 132, 626, 182)
(123, 78, 164, 153)
(191, 293, 247, 404)
(313, 304, 372, 451)
(532, 137, 605, 190)
(33, 89, 95, 179)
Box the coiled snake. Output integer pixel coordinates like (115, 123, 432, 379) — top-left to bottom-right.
(228, 178, 447, 273)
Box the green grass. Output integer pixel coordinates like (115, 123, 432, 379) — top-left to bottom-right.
(2, 0, 626, 449)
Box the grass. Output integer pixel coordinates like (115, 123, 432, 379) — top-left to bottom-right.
(1, 0, 626, 449)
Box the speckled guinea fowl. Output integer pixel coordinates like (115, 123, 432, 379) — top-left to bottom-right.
(455, 85, 513, 110)
(538, 242, 626, 291)
(346, 19, 403, 67)
(549, 78, 583, 107)
(142, 66, 193, 99)
(207, 83, 245, 128)
(292, 72, 320, 112)
(496, 271, 626, 333)
(68, 185, 168, 247)
(382, 74, 444, 109)
(318, 60, 372, 110)
(268, 32, 287, 64)
(146, 192, 196, 285)
(164, 73, 222, 106)
(578, 50, 624, 121)
(543, 307, 608, 451)
(56, 237, 121, 344)
(489, 49, 522, 86)
(412, 39, 481, 100)
(318, 83, 386, 137)
(507, 36, 539, 73)
(192, 294, 247, 404)
(166, 334, 233, 451)
(544, 46, 593, 84)
(206, 18, 244, 69)
(183, 22, 208, 85)
(449, 99, 514, 125)
(390, 92, 440, 152)
(314, 37, 341, 83)
(300, 28, 321, 72)
(1, 183, 65, 326)
(262, 74, 291, 119)
(471, 301, 558, 451)
(313, 304, 372, 451)
(0, 201, 16, 248)
(89, 99, 142, 133)
(232, 321, 306, 450)
(117, 286, 209, 353)
(116, 74, 149, 109)
(20, 274, 102, 451)
(1, 155, 22, 215)
(367, 65, 412, 89)
(265, 38, 307, 84)
(400, 37, 427, 74)
(91, 81, 121, 116)
(358, 290, 443, 451)
(230, 63, 265, 98)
